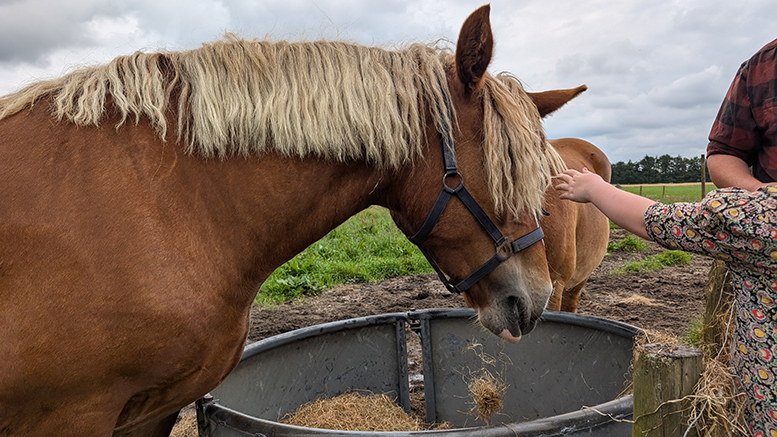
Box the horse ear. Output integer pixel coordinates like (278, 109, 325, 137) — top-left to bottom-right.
(527, 85, 588, 118)
(455, 5, 493, 93)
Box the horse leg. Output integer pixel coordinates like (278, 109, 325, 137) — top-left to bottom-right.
(111, 411, 179, 437)
(559, 280, 589, 313)
(545, 280, 566, 311)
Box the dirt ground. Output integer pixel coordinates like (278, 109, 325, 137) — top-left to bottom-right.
(171, 227, 712, 436)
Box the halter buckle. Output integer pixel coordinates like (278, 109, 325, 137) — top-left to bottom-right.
(495, 238, 515, 262)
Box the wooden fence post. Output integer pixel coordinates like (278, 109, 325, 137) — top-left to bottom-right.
(701, 154, 707, 199)
(632, 343, 703, 437)
(703, 260, 735, 359)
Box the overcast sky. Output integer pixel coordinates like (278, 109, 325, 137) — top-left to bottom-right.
(1, 0, 773, 164)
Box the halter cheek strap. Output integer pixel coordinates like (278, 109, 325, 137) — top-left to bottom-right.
(406, 83, 545, 294)
(408, 168, 544, 294)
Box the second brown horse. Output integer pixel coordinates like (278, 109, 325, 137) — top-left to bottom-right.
(527, 86, 612, 313)
(543, 137, 611, 312)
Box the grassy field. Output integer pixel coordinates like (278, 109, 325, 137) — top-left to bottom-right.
(618, 182, 716, 203)
(256, 206, 432, 305)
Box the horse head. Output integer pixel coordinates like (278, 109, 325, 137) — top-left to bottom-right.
(389, 5, 565, 343)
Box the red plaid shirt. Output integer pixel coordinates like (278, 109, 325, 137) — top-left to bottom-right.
(707, 38, 777, 182)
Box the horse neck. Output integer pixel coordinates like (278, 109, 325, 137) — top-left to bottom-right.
(173, 150, 388, 300)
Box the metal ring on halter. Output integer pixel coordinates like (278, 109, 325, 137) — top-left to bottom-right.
(442, 172, 464, 193)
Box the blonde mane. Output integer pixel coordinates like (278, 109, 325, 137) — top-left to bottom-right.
(0, 35, 564, 218)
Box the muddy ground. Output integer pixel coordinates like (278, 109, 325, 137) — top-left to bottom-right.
(171, 228, 712, 436)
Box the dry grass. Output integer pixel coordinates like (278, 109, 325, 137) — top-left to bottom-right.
(276, 340, 515, 432)
(460, 341, 509, 424)
(688, 291, 748, 436)
(466, 369, 507, 424)
(169, 413, 197, 437)
(620, 293, 662, 306)
(282, 391, 424, 432)
(634, 329, 681, 350)
(687, 358, 748, 436)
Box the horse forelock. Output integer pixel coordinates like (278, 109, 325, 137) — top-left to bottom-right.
(0, 35, 563, 219)
(482, 73, 567, 219)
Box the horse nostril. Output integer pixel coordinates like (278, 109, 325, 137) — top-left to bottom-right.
(507, 295, 520, 310)
(506, 295, 523, 319)
(506, 295, 533, 332)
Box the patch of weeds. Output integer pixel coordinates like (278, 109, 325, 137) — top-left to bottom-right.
(683, 316, 705, 349)
(607, 234, 649, 252)
(612, 250, 692, 274)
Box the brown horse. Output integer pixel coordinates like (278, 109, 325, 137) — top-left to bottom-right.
(543, 137, 612, 312)
(525, 86, 612, 313)
(0, 6, 574, 437)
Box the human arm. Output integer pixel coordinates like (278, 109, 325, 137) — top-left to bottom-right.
(707, 153, 774, 191)
(554, 168, 656, 240)
(706, 43, 777, 189)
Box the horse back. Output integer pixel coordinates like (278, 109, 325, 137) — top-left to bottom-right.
(550, 137, 611, 182)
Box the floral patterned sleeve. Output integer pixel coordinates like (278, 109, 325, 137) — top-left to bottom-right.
(644, 187, 777, 271)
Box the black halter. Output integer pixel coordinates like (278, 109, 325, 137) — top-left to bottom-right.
(407, 88, 545, 295)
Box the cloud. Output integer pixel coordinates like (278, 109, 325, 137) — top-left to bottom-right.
(647, 65, 726, 110)
(0, 0, 120, 64)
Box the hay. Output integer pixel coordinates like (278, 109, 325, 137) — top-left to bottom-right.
(619, 293, 661, 306)
(169, 413, 197, 437)
(635, 329, 680, 348)
(282, 391, 425, 432)
(466, 369, 507, 424)
(460, 341, 509, 424)
(688, 358, 748, 436)
(688, 291, 748, 436)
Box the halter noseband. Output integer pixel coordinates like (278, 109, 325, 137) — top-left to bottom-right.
(407, 85, 545, 295)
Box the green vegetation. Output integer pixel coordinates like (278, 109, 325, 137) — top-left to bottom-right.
(613, 250, 692, 274)
(256, 207, 432, 305)
(607, 234, 649, 252)
(683, 316, 705, 348)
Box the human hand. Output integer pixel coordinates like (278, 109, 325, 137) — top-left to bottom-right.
(554, 167, 605, 203)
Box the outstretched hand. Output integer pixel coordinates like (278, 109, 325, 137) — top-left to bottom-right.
(554, 167, 606, 203)
(554, 166, 655, 240)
